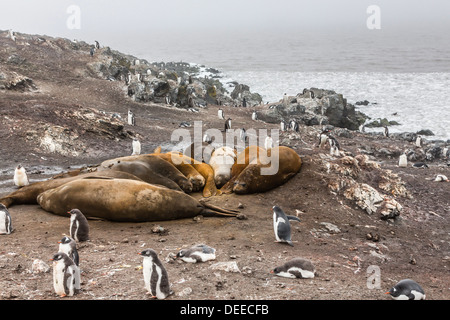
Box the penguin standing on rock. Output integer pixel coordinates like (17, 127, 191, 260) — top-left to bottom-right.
(240, 128, 248, 143)
(51, 252, 80, 297)
(224, 118, 232, 131)
(265, 136, 273, 149)
(271, 258, 316, 279)
(128, 109, 135, 126)
(328, 135, 340, 156)
(139, 249, 173, 299)
(398, 152, 408, 167)
(280, 120, 287, 132)
(132, 138, 141, 155)
(386, 279, 425, 300)
(218, 108, 225, 120)
(383, 126, 389, 137)
(58, 236, 79, 266)
(176, 244, 216, 263)
(69, 209, 90, 242)
(318, 129, 330, 149)
(272, 206, 301, 247)
(0, 204, 13, 235)
(14, 164, 29, 187)
(252, 111, 258, 121)
(95, 40, 100, 49)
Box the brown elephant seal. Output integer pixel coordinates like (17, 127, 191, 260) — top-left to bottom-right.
(97, 160, 182, 191)
(220, 145, 267, 193)
(208, 146, 237, 188)
(0, 170, 143, 208)
(100, 154, 193, 193)
(151, 152, 205, 192)
(232, 146, 302, 194)
(37, 178, 238, 222)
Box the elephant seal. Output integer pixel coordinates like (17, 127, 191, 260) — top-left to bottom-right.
(232, 146, 302, 194)
(97, 160, 182, 191)
(209, 146, 237, 188)
(220, 145, 267, 193)
(37, 178, 238, 222)
(100, 154, 193, 193)
(0, 170, 143, 208)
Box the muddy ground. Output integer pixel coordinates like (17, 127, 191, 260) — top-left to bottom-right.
(0, 32, 449, 302)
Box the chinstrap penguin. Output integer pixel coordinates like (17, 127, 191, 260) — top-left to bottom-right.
(271, 258, 316, 279)
(51, 252, 81, 297)
(139, 249, 173, 299)
(132, 138, 141, 155)
(272, 205, 301, 246)
(176, 244, 216, 263)
(14, 164, 29, 187)
(0, 204, 13, 235)
(69, 209, 90, 242)
(386, 279, 425, 300)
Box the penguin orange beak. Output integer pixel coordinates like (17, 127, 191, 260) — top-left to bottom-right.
(270, 270, 274, 273)
(385, 292, 390, 294)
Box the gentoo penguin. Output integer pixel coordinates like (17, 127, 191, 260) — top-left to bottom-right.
(125, 72, 131, 85)
(290, 120, 299, 132)
(265, 136, 274, 149)
(240, 128, 247, 142)
(412, 162, 428, 168)
(328, 135, 340, 156)
(203, 133, 212, 144)
(272, 206, 301, 247)
(139, 249, 173, 299)
(359, 124, 365, 133)
(0, 204, 13, 235)
(69, 209, 90, 242)
(386, 279, 425, 300)
(225, 118, 232, 131)
(58, 236, 79, 266)
(280, 120, 288, 132)
(14, 164, 29, 187)
(165, 95, 171, 105)
(8, 29, 16, 42)
(309, 90, 315, 99)
(90, 47, 95, 57)
(251, 111, 258, 121)
(51, 252, 80, 297)
(318, 129, 330, 148)
(271, 258, 316, 279)
(415, 135, 422, 148)
(176, 244, 216, 263)
(132, 138, 141, 155)
(398, 153, 408, 167)
(434, 174, 448, 182)
(242, 97, 247, 108)
(383, 126, 389, 137)
(128, 109, 135, 126)
(94, 40, 100, 49)
(218, 108, 225, 120)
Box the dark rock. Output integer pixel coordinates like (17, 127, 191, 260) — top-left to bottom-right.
(416, 129, 434, 136)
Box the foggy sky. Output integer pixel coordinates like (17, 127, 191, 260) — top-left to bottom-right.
(1, 0, 449, 42)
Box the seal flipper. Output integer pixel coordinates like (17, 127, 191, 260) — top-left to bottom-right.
(198, 200, 239, 217)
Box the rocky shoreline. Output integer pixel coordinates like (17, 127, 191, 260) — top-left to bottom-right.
(0, 30, 449, 301)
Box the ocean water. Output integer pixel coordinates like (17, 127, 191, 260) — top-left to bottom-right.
(129, 29, 450, 140)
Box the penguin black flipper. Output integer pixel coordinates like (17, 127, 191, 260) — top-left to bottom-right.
(277, 221, 293, 246)
(286, 215, 301, 222)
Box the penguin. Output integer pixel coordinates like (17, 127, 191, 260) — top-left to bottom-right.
(415, 135, 422, 148)
(128, 109, 135, 126)
(90, 47, 95, 57)
(69, 209, 90, 242)
(442, 147, 449, 159)
(272, 205, 301, 247)
(359, 124, 365, 133)
(125, 72, 131, 85)
(251, 111, 258, 121)
(8, 29, 16, 42)
(386, 279, 425, 300)
(291, 120, 299, 132)
(280, 120, 287, 132)
(309, 90, 315, 99)
(139, 249, 173, 299)
(242, 97, 247, 108)
(434, 174, 448, 182)
(203, 133, 212, 144)
(132, 138, 141, 156)
(318, 129, 330, 148)
(270, 258, 316, 279)
(328, 135, 340, 156)
(225, 118, 232, 131)
(165, 95, 171, 105)
(136, 73, 142, 82)
(51, 252, 80, 297)
(94, 40, 100, 49)
(412, 162, 428, 168)
(14, 164, 29, 187)
(176, 244, 216, 263)
(240, 128, 248, 143)
(265, 136, 273, 150)
(398, 153, 408, 167)
(0, 204, 13, 235)
(383, 126, 389, 137)
(58, 236, 79, 266)
(218, 108, 225, 120)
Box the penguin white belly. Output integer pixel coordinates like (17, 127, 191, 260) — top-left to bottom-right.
(143, 258, 152, 292)
(275, 271, 297, 279)
(154, 265, 165, 299)
(14, 172, 28, 187)
(53, 263, 71, 296)
(273, 215, 286, 242)
(411, 290, 425, 300)
(188, 252, 216, 263)
(0, 211, 7, 234)
(288, 267, 315, 279)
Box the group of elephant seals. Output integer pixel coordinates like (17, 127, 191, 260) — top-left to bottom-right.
(37, 178, 238, 222)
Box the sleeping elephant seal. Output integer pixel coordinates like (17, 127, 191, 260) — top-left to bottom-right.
(232, 146, 302, 194)
(97, 160, 182, 191)
(209, 146, 237, 188)
(37, 178, 238, 222)
(0, 170, 143, 208)
(100, 154, 193, 193)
